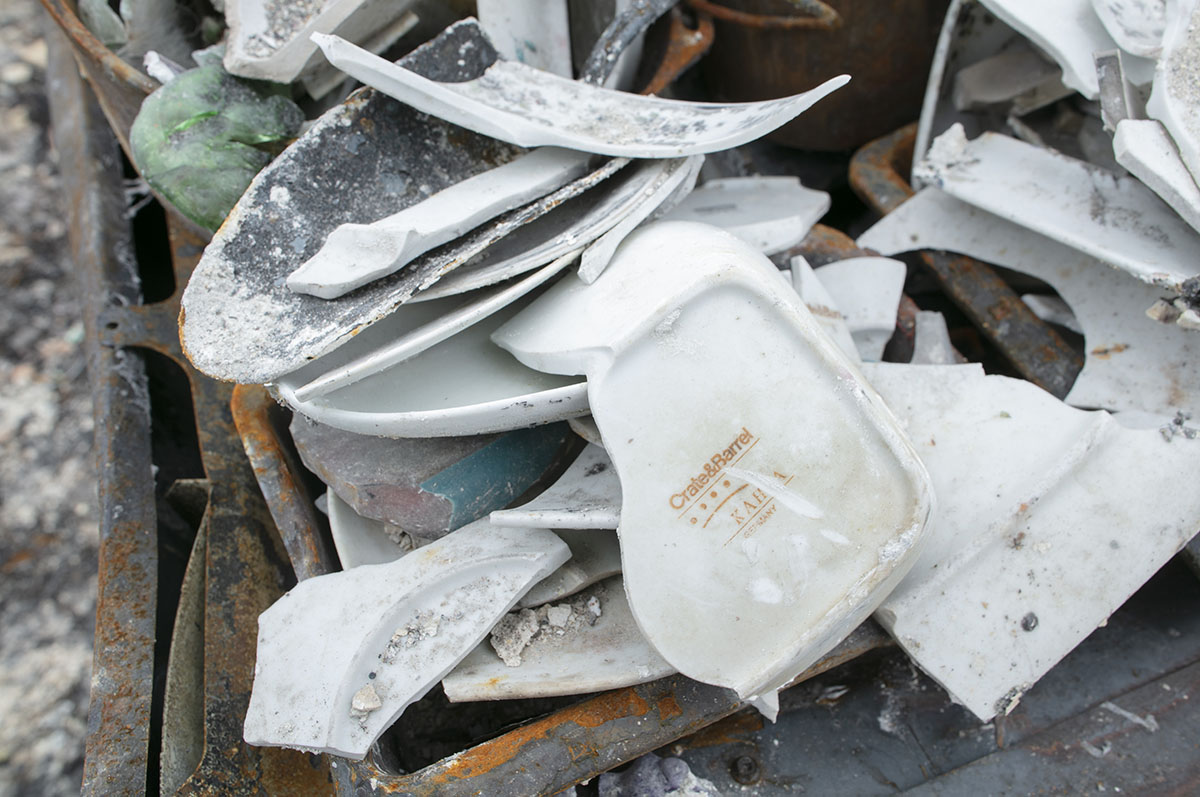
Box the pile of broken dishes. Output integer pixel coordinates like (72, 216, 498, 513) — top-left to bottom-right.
(168, 0, 1200, 768)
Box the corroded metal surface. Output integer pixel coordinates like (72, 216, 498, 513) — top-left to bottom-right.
(688, 0, 842, 30)
(39, 0, 155, 159)
(849, 124, 1083, 398)
(47, 20, 157, 796)
(641, 6, 716, 96)
(50, 13, 335, 789)
(231, 385, 337, 581)
(695, 0, 945, 150)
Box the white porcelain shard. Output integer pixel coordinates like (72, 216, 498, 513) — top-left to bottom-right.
(1092, 0, 1166, 57)
(492, 221, 933, 699)
(915, 125, 1200, 292)
(288, 148, 593, 299)
(977, 0, 1155, 97)
(910, 311, 958, 365)
(864, 361, 1200, 721)
(490, 444, 621, 531)
(326, 490, 414, 568)
(1147, 0, 1200, 186)
(328, 488, 614, 606)
(442, 576, 675, 701)
(1114, 119, 1200, 234)
(568, 415, 605, 447)
(289, 253, 578, 403)
(411, 158, 695, 302)
(243, 520, 570, 758)
(272, 287, 589, 438)
(1096, 48, 1146, 131)
(952, 49, 1063, 111)
(661, 177, 832, 256)
(577, 155, 704, 283)
(787, 256, 860, 363)
(477, 0, 572, 76)
(311, 28, 849, 158)
(858, 187, 1200, 416)
(1021, 294, 1084, 335)
(518, 529, 623, 608)
(224, 0, 417, 95)
(811, 257, 907, 362)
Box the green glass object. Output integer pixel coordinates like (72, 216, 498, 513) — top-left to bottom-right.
(130, 65, 303, 230)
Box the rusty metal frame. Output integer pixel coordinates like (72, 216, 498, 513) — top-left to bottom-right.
(848, 123, 1083, 398)
(46, 8, 335, 794)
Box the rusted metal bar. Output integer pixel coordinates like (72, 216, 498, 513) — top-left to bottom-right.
(47, 19, 158, 796)
(231, 385, 338, 581)
(849, 124, 1083, 398)
(640, 6, 715, 96)
(39, 0, 155, 160)
(687, 0, 842, 30)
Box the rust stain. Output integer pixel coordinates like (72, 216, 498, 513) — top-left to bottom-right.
(657, 694, 683, 721)
(1090, 343, 1129, 359)
(1, 550, 34, 572)
(672, 709, 764, 751)
(429, 688, 652, 783)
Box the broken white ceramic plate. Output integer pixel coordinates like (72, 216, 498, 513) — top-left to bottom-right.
(410, 157, 695, 302)
(443, 576, 674, 701)
(1092, 0, 1166, 57)
(272, 287, 589, 438)
(477, 0, 571, 76)
(1114, 119, 1200, 234)
(179, 56, 628, 386)
(1147, 0, 1200, 185)
(811, 257, 907, 362)
(243, 520, 569, 758)
(223, 0, 417, 94)
(490, 443, 621, 530)
(493, 221, 933, 699)
(577, 155, 704, 283)
(288, 148, 593, 299)
(326, 490, 421, 568)
(859, 187, 1200, 416)
(312, 23, 849, 158)
(910, 311, 958, 365)
(865, 361, 1200, 721)
(787, 256, 860, 363)
(978, 0, 1155, 97)
(661, 177, 831, 257)
(518, 529, 622, 608)
(287, 253, 577, 403)
(915, 126, 1200, 292)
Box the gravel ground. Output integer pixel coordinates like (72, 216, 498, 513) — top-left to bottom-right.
(0, 1, 101, 794)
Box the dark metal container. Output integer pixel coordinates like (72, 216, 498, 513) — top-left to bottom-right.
(693, 0, 950, 150)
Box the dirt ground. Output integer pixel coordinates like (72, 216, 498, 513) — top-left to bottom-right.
(0, 1, 101, 794)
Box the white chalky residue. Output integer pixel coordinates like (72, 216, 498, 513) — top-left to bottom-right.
(820, 528, 851, 546)
(750, 576, 784, 604)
